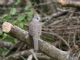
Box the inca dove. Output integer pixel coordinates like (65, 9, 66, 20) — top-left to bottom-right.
(29, 13, 42, 52)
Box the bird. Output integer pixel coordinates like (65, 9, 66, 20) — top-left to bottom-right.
(29, 13, 42, 52)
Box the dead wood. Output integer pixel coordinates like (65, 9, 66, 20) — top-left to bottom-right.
(4, 50, 51, 60)
(2, 22, 68, 60)
(58, 0, 80, 7)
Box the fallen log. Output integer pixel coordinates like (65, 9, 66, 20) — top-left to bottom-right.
(2, 22, 68, 60)
(58, 0, 80, 7)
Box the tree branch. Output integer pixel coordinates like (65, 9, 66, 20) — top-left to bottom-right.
(2, 22, 68, 60)
(58, 0, 80, 7)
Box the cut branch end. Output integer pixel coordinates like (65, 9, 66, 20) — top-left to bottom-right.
(58, 0, 66, 5)
(2, 22, 13, 33)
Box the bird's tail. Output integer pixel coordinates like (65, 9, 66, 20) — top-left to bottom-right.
(33, 37, 39, 52)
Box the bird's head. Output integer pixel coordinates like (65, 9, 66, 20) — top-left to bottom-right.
(33, 14, 41, 21)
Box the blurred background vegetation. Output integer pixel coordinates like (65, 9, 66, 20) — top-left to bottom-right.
(0, 0, 34, 56)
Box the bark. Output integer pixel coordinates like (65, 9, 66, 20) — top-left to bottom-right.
(2, 22, 68, 60)
(58, 0, 80, 7)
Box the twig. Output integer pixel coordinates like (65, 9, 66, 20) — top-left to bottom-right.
(42, 11, 68, 24)
(5, 41, 21, 56)
(34, 2, 52, 6)
(43, 31, 70, 49)
(4, 50, 51, 60)
(30, 49, 38, 60)
(0, 40, 13, 49)
(27, 54, 33, 60)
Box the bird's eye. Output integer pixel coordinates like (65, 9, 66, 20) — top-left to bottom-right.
(37, 18, 39, 20)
